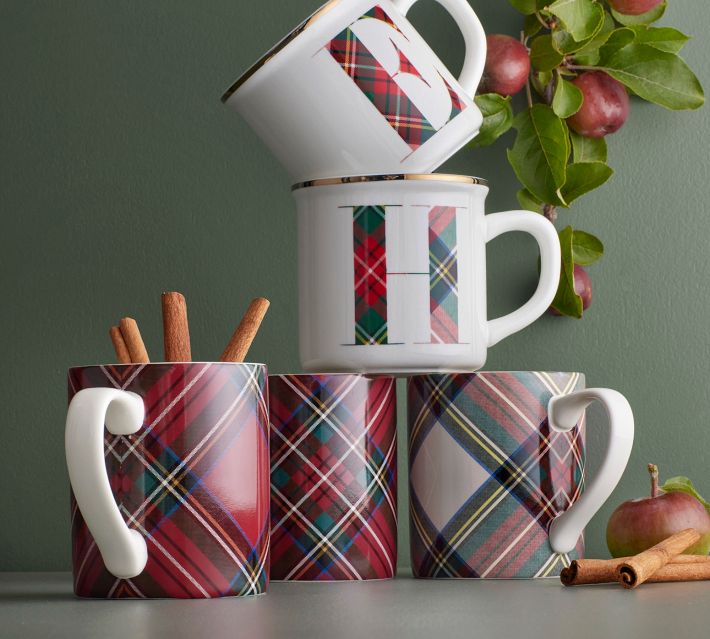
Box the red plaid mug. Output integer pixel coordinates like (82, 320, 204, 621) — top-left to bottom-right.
(269, 374, 397, 580)
(222, 0, 486, 182)
(65, 363, 270, 598)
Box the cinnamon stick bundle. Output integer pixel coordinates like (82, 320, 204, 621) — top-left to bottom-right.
(561, 554, 710, 586)
(618, 528, 701, 589)
(162, 292, 191, 362)
(220, 297, 270, 363)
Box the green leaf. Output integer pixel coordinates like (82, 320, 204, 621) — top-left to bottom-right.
(610, 1, 666, 26)
(629, 26, 689, 54)
(507, 104, 570, 205)
(570, 131, 607, 163)
(561, 162, 613, 205)
(599, 43, 705, 110)
(548, 0, 604, 42)
(572, 230, 604, 265)
(470, 94, 514, 148)
(517, 189, 542, 212)
(530, 34, 564, 72)
(661, 476, 710, 515)
(564, 12, 616, 61)
(531, 70, 554, 97)
(552, 78, 584, 118)
(509, 0, 545, 15)
(598, 27, 637, 57)
(524, 13, 543, 38)
(573, 48, 601, 66)
(551, 226, 583, 318)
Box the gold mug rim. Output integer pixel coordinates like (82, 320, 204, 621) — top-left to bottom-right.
(291, 173, 490, 191)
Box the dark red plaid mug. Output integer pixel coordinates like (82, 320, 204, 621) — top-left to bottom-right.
(65, 363, 270, 598)
(269, 374, 397, 580)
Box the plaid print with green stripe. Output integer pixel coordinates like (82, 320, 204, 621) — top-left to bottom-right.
(353, 205, 388, 345)
(327, 6, 467, 151)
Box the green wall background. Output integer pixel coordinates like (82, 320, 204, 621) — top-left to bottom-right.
(2, 0, 709, 571)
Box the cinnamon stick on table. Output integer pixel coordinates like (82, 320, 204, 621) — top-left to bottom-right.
(162, 292, 191, 362)
(109, 326, 131, 364)
(618, 528, 701, 589)
(561, 554, 710, 586)
(220, 298, 270, 363)
(118, 317, 150, 364)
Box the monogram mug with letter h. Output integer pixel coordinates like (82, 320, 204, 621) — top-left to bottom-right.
(294, 174, 562, 374)
(65, 363, 270, 598)
(222, 0, 486, 182)
(408, 372, 634, 579)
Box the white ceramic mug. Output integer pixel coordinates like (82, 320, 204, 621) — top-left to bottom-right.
(222, 0, 486, 182)
(294, 174, 562, 374)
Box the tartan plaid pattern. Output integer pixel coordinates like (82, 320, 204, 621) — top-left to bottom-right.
(428, 206, 459, 344)
(68, 363, 270, 598)
(446, 77, 466, 119)
(327, 6, 467, 151)
(353, 205, 389, 345)
(408, 372, 586, 579)
(269, 375, 397, 580)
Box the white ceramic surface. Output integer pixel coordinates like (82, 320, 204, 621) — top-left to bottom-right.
(223, 0, 486, 182)
(548, 388, 635, 554)
(294, 175, 562, 374)
(65, 388, 148, 579)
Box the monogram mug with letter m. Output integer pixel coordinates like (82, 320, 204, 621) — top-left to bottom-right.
(294, 174, 562, 374)
(222, 0, 487, 182)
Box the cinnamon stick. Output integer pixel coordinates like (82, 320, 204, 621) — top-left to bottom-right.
(642, 561, 710, 584)
(118, 317, 150, 363)
(561, 554, 710, 586)
(618, 528, 701, 589)
(220, 298, 270, 363)
(109, 326, 131, 364)
(162, 292, 191, 362)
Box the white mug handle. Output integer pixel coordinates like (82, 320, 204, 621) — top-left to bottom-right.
(65, 388, 148, 579)
(548, 388, 635, 554)
(392, 0, 487, 95)
(484, 211, 561, 348)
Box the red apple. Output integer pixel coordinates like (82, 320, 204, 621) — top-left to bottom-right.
(479, 35, 530, 97)
(609, 0, 663, 16)
(607, 464, 710, 557)
(567, 71, 630, 139)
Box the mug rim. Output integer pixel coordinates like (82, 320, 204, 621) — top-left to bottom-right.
(409, 371, 585, 377)
(292, 173, 489, 191)
(268, 372, 395, 379)
(221, 0, 342, 102)
(68, 362, 267, 372)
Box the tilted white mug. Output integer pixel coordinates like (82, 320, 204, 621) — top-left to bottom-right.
(293, 174, 562, 374)
(222, 0, 486, 182)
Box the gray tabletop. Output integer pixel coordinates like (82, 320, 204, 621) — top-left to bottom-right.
(1, 572, 709, 639)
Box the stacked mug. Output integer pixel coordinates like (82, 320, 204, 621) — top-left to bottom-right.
(223, 0, 635, 584)
(63, 0, 636, 599)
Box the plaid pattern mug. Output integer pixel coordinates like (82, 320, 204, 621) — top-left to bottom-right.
(65, 363, 270, 598)
(269, 374, 397, 580)
(222, 0, 486, 182)
(294, 174, 561, 374)
(408, 372, 634, 578)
